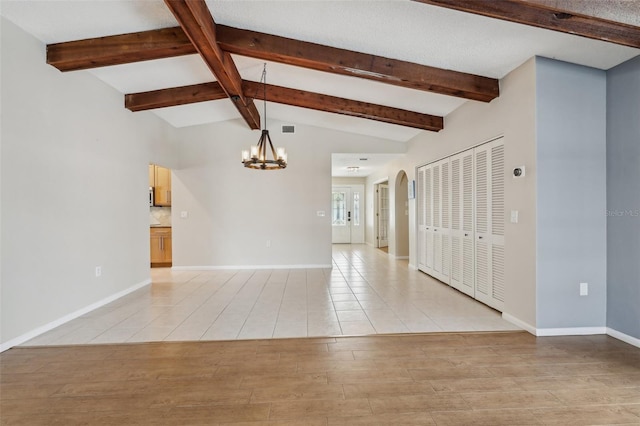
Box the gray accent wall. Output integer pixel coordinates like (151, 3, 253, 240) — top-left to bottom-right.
(606, 55, 640, 340)
(535, 57, 608, 329)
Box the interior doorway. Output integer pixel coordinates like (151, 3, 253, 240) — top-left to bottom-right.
(394, 171, 410, 258)
(149, 163, 173, 268)
(331, 185, 365, 244)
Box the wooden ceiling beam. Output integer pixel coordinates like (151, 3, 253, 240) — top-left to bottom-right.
(163, 0, 260, 129)
(125, 81, 443, 132)
(414, 0, 640, 49)
(125, 82, 227, 111)
(46, 25, 498, 102)
(46, 27, 196, 72)
(243, 80, 443, 131)
(217, 25, 498, 102)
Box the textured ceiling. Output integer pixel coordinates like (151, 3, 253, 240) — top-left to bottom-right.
(2, 0, 639, 175)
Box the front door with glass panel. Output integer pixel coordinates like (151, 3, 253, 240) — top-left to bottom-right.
(331, 185, 364, 244)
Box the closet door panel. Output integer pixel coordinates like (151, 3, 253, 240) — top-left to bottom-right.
(424, 166, 434, 274)
(490, 142, 506, 309)
(438, 159, 451, 284)
(474, 138, 505, 311)
(450, 151, 473, 296)
(474, 146, 493, 307)
(461, 151, 475, 297)
(417, 167, 427, 271)
(433, 164, 442, 275)
(450, 156, 462, 289)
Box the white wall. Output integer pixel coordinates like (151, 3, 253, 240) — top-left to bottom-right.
(1, 18, 176, 348)
(367, 58, 538, 326)
(171, 120, 404, 268)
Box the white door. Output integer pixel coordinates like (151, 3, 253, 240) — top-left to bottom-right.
(424, 166, 434, 274)
(332, 187, 351, 243)
(332, 186, 365, 244)
(450, 150, 475, 297)
(377, 184, 389, 247)
(417, 167, 427, 271)
(432, 158, 451, 284)
(474, 138, 505, 311)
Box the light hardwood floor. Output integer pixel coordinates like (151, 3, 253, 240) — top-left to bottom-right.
(22, 245, 518, 347)
(2, 332, 640, 425)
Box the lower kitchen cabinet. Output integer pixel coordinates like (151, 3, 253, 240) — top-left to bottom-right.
(150, 227, 172, 267)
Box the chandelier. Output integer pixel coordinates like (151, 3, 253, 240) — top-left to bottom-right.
(241, 64, 287, 170)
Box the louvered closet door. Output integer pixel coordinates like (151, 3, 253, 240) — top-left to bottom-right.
(424, 165, 435, 274)
(461, 152, 475, 297)
(432, 163, 442, 277)
(490, 141, 505, 309)
(417, 166, 427, 271)
(433, 158, 451, 284)
(474, 138, 505, 311)
(450, 151, 474, 296)
(440, 159, 451, 284)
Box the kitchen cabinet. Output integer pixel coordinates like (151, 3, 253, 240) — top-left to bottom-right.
(150, 227, 172, 267)
(149, 164, 172, 206)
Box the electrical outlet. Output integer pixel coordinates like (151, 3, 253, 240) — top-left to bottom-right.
(266, 240, 271, 248)
(580, 282, 588, 296)
(95, 266, 102, 277)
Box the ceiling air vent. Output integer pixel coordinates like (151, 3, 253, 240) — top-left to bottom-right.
(282, 125, 295, 133)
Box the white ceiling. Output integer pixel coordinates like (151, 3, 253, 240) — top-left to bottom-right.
(2, 0, 638, 175)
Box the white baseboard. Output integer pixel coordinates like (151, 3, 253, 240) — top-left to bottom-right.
(0, 279, 152, 352)
(535, 326, 607, 337)
(172, 264, 332, 271)
(408, 263, 418, 270)
(607, 327, 640, 348)
(502, 312, 537, 335)
(502, 314, 640, 347)
(394, 255, 409, 260)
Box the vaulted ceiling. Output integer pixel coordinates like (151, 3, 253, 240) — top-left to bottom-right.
(2, 0, 639, 175)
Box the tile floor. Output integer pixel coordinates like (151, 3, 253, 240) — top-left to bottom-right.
(23, 245, 520, 346)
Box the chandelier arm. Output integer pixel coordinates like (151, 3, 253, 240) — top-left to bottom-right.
(266, 131, 278, 162)
(259, 130, 267, 165)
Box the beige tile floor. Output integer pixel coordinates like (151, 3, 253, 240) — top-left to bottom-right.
(23, 244, 520, 346)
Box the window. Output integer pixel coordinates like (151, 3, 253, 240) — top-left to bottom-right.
(332, 191, 346, 226)
(353, 192, 360, 226)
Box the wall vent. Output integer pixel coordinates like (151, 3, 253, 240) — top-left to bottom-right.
(282, 125, 295, 133)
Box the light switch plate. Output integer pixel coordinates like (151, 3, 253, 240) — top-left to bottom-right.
(580, 282, 588, 296)
(180, 211, 188, 219)
(317, 211, 325, 217)
(510, 210, 519, 223)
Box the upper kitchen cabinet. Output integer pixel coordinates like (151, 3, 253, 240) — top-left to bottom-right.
(149, 164, 172, 206)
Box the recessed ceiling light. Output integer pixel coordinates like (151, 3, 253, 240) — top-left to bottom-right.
(347, 166, 360, 172)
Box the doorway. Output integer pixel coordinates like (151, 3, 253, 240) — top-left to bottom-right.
(394, 171, 410, 258)
(149, 163, 173, 267)
(331, 185, 364, 244)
